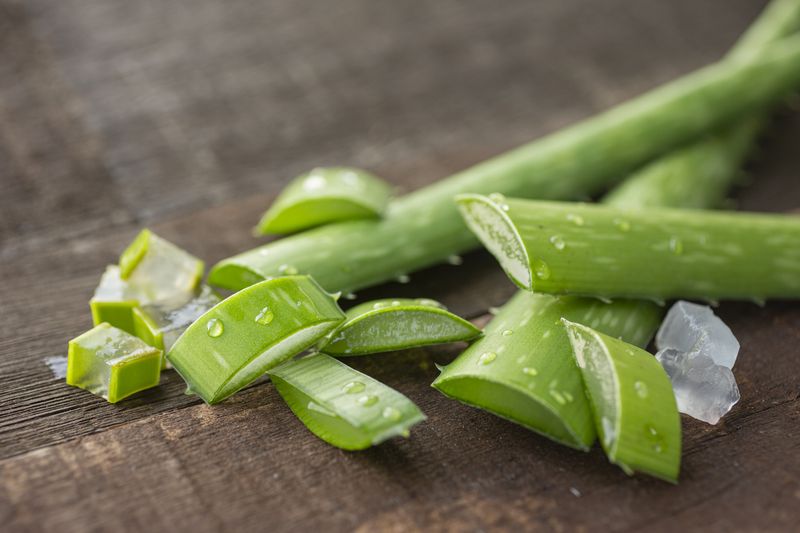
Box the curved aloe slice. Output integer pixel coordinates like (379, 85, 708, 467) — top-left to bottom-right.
(67, 323, 163, 403)
(133, 285, 221, 352)
(320, 298, 481, 356)
(269, 353, 426, 450)
(167, 276, 345, 404)
(432, 291, 661, 450)
(457, 194, 800, 301)
(90, 265, 142, 335)
(562, 319, 681, 482)
(119, 229, 204, 303)
(256, 167, 392, 235)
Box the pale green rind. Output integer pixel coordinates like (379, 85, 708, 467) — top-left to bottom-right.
(320, 298, 481, 356)
(210, 36, 800, 293)
(460, 196, 800, 300)
(269, 353, 426, 450)
(562, 320, 681, 482)
(256, 167, 392, 235)
(89, 265, 141, 335)
(66, 323, 163, 404)
(432, 291, 662, 451)
(167, 276, 345, 404)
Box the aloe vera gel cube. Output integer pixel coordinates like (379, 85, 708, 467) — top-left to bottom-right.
(66, 323, 163, 403)
(89, 265, 142, 334)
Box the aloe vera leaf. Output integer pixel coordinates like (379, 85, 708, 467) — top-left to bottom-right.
(256, 167, 392, 235)
(119, 229, 204, 303)
(209, 36, 800, 293)
(432, 291, 661, 450)
(89, 265, 142, 335)
(319, 298, 481, 356)
(167, 275, 345, 404)
(66, 323, 163, 403)
(457, 195, 800, 301)
(562, 320, 681, 482)
(269, 353, 426, 450)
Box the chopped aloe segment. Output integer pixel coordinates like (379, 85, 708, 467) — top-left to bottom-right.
(167, 276, 345, 404)
(133, 285, 221, 352)
(563, 319, 681, 482)
(119, 229, 204, 303)
(89, 265, 143, 335)
(433, 291, 661, 450)
(269, 353, 426, 450)
(66, 323, 163, 403)
(320, 298, 481, 356)
(256, 167, 392, 235)
(457, 195, 800, 301)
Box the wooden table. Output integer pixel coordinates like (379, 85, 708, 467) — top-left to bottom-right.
(2, 1, 799, 531)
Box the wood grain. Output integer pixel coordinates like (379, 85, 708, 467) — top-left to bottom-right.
(1, 0, 799, 531)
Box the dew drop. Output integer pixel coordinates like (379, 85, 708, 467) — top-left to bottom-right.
(278, 264, 299, 275)
(502, 329, 514, 336)
(478, 352, 497, 365)
(549, 235, 566, 250)
(206, 318, 224, 338)
(372, 302, 389, 310)
(447, 254, 464, 266)
(653, 443, 663, 453)
(669, 237, 683, 255)
(415, 298, 442, 308)
(255, 306, 274, 325)
(522, 367, 538, 376)
(563, 391, 574, 402)
(396, 274, 410, 284)
(634, 380, 649, 398)
(391, 300, 402, 306)
(534, 259, 551, 280)
(357, 394, 379, 407)
(613, 218, 631, 232)
(549, 390, 567, 405)
(382, 406, 401, 421)
(488, 192, 506, 203)
(342, 381, 365, 394)
(566, 213, 585, 226)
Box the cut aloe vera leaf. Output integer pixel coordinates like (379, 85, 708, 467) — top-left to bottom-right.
(433, 291, 661, 450)
(89, 265, 143, 335)
(256, 167, 392, 235)
(269, 353, 426, 450)
(66, 323, 163, 403)
(562, 319, 681, 482)
(457, 194, 800, 301)
(320, 298, 481, 356)
(119, 229, 204, 303)
(133, 285, 221, 353)
(167, 275, 345, 404)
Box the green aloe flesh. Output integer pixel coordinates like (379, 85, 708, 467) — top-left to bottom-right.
(562, 320, 681, 482)
(320, 298, 482, 356)
(457, 195, 800, 301)
(432, 291, 662, 450)
(119, 229, 204, 303)
(269, 353, 426, 450)
(66, 323, 163, 403)
(90, 265, 142, 335)
(209, 35, 800, 294)
(167, 276, 345, 404)
(256, 167, 393, 235)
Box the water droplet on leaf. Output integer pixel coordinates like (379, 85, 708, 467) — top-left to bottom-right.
(279, 264, 299, 275)
(567, 213, 585, 226)
(206, 318, 224, 338)
(357, 395, 379, 407)
(614, 218, 631, 232)
(502, 329, 514, 336)
(669, 237, 683, 255)
(534, 259, 551, 280)
(478, 352, 497, 365)
(522, 367, 538, 376)
(342, 381, 365, 394)
(634, 380, 649, 398)
(549, 235, 566, 250)
(382, 406, 401, 421)
(255, 306, 274, 325)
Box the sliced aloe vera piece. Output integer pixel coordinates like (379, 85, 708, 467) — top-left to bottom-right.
(320, 298, 481, 356)
(133, 285, 221, 352)
(269, 353, 426, 450)
(66, 323, 163, 403)
(256, 167, 392, 235)
(562, 319, 681, 482)
(119, 229, 204, 302)
(167, 276, 345, 404)
(89, 265, 143, 335)
(433, 291, 660, 450)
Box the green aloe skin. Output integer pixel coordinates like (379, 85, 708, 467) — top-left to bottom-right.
(167, 276, 345, 404)
(563, 320, 681, 482)
(256, 167, 393, 235)
(269, 353, 426, 450)
(457, 195, 800, 301)
(90, 265, 142, 335)
(320, 298, 481, 356)
(66, 323, 163, 403)
(209, 35, 800, 294)
(435, 0, 800, 469)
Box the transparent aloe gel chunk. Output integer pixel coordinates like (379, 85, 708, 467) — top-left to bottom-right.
(89, 265, 143, 335)
(133, 285, 221, 352)
(66, 323, 163, 403)
(119, 229, 204, 303)
(167, 276, 346, 404)
(269, 353, 426, 450)
(256, 167, 392, 235)
(320, 298, 481, 356)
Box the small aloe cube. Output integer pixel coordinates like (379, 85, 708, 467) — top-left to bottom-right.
(66, 323, 163, 403)
(89, 265, 142, 335)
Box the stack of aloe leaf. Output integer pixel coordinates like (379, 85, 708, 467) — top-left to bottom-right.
(65, 0, 800, 480)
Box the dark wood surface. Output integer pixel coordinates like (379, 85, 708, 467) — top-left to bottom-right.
(2, 1, 799, 531)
